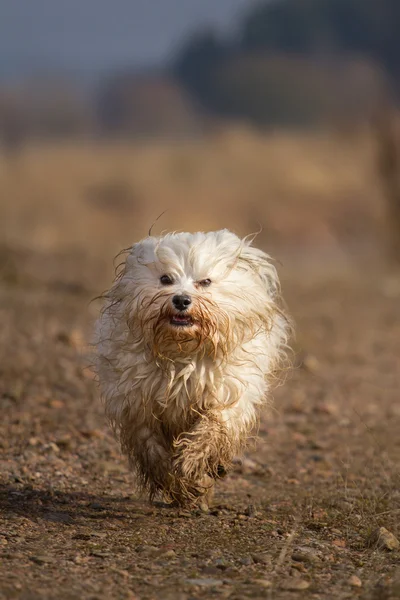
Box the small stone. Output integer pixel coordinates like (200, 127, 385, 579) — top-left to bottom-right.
(54, 437, 71, 449)
(348, 575, 362, 588)
(369, 527, 399, 551)
(73, 554, 88, 564)
(88, 502, 106, 511)
(80, 429, 105, 439)
(281, 578, 310, 591)
(251, 552, 271, 565)
(253, 579, 272, 589)
(44, 442, 60, 453)
(29, 555, 54, 565)
(90, 551, 110, 558)
(49, 400, 64, 409)
(314, 402, 338, 415)
(161, 549, 176, 558)
(185, 578, 223, 587)
(292, 547, 321, 564)
(136, 545, 160, 556)
(238, 556, 253, 566)
(215, 558, 229, 570)
(292, 562, 307, 573)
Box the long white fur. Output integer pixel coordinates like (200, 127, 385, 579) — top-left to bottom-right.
(94, 229, 291, 506)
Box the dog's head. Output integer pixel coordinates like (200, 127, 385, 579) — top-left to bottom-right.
(108, 230, 285, 359)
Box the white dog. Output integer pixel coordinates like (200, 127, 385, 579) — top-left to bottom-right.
(94, 230, 291, 507)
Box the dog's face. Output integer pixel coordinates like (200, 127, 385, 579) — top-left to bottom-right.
(113, 230, 280, 358)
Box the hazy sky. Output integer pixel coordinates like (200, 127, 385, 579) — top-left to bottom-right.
(0, 0, 258, 79)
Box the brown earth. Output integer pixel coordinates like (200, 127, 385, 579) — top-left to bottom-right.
(0, 134, 399, 599)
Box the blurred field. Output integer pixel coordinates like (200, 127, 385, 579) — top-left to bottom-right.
(0, 128, 387, 284)
(0, 130, 399, 599)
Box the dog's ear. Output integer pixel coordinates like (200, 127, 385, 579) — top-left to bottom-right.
(126, 237, 158, 268)
(239, 245, 280, 298)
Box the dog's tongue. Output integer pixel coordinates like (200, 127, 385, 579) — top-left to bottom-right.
(174, 315, 189, 322)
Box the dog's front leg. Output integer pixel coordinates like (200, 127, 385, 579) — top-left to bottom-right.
(172, 412, 232, 506)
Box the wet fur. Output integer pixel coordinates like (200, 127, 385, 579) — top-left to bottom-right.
(94, 230, 292, 507)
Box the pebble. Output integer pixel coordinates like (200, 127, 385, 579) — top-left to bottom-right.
(215, 558, 229, 570)
(280, 578, 310, 591)
(253, 579, 272, 589)
(314, 402, 338, 415)
(292, 547, 321, 564)
(49, 400, 64, 409)
(292, 562, 307, 573)
(135, 545, 160, 556)
(185, 578, 223, 587)
(238, 556, 253, 566)
(29, 555, 55, 565)
(43, 442, 60, 453)
(88, 502, 106, 511)
(251, 552, 271, 565)
(90, 551, 110, 558)
(348, 575, 362, 587)
(369, 527, 399, 551)
(160, 549, 176, 558)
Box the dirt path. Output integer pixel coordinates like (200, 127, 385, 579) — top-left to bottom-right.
(0, 262, 399, 600)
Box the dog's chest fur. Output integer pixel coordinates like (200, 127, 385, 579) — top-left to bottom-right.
(103, 327, 270, 440)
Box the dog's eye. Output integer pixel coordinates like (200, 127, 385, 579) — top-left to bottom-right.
(160, 274, 174, 285)
(198, 279, 212, 287)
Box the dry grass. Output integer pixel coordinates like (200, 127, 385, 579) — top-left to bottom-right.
(0, 128, 385, 285)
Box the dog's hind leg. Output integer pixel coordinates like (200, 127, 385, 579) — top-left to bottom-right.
(121, 424, 173, 502)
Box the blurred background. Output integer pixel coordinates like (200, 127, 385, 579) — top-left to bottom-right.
(0, 0, 400, 287)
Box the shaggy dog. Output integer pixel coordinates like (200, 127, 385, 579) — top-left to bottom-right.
(94, 230, 291, 508)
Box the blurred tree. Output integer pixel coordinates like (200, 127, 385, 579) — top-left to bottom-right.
(173, 29, 228, 110)
(241, 0, 328, 54)
(211, 54, 385, 128)
(173, 0, 400, 126)
(241, 0, 400, 75)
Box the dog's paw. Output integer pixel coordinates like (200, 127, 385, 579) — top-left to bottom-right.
(166, 473, 215, 509)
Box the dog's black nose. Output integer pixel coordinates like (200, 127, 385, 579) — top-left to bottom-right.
(172, 294, 192, 311)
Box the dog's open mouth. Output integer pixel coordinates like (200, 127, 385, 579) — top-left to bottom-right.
(170, 314, 194, 327)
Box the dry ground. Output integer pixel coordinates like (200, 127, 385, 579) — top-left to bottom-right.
(0, 132, 399, 599)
